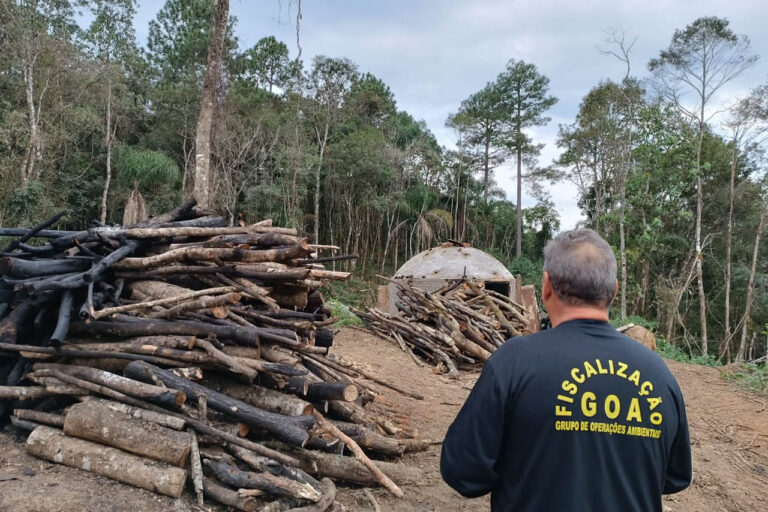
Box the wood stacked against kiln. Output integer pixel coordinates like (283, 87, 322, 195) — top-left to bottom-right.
(0, 198, 423, 510)
(354, 280, 539, 377)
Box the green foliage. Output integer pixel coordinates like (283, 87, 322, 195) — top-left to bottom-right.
(610, 315, 658, 331)
(656, 338, 721, 367)
(323, 276, 377, 309)
(722, 363, 768, 394)
(327, 299, 364, 328)
(5, 181, 52, 227)
(116, 146, 180, 187)
(506, 256, 541, 286)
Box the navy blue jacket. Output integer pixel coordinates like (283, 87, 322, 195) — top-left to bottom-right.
(441, 319, 691, 511)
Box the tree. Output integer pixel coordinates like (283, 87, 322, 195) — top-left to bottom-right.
(146, 0, 237, 195)
(649, 16, 758, 354)
(720, 87, 768, 359)
(192, 0, 229, 208)
(496, 60, 557, 257)
(446, 82, 506, 202)
(305, 56, 357, 243)
(239, 36, 291, 93)
(0, 0, 76, 188)
(83, 0, 137, 223)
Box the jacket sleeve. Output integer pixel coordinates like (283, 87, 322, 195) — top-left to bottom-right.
(663, 384, 692, 494)
(440, 361, 508, 498)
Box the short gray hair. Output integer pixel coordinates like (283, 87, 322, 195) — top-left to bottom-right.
(543, 229, 617, 308)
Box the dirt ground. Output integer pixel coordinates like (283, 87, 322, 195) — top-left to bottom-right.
(1, 327, 767, 511)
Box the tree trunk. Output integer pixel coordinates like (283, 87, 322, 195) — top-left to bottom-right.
(619, 178, 627, 319)
(721, 145, 737, 361)
(313, 126, 329, 244)
(695, 128, 708, 354)
(100, 75, 113, 224)
(516, 142, 522, 258)
(192, 0, 229, 208)
(21, 59, 40, 187)
(483, 136, 490, 202)
(737, 205, 765, 361)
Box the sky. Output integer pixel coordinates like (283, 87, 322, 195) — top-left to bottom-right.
(131, 0, 768, 229)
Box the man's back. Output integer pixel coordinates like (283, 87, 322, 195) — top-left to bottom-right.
(440, 319, 691, 511)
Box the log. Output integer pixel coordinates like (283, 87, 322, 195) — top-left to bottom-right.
(80, 397, 186, 430)
(204, 459, 322, 502)
(203, 476, 261, 512)
(92, 286, 236, 319)
(146, 292, 240, 319)
(1, 210, 66, 253)
(124, 361, 314, 446)
(69, 319, 304, 348)
(132, 196, 197, 227)
(63, 401, 192, 466)
(282, 445, 423, 486)
(305, 381, 359, 403)
(271, 288, 308, 309)
(31, 368, 301, 468)
(228, 444, 320, 489)
(309, 355, 424, 401)
(285, 478, 336, 512)
(13, 409, 65, 427)
(203, 375, 313, 416)
(26, 426, 187, 498)
(113, 241, 312, 270)
(0, 257, 90, 278)
(0, 386, 54, 400)
(330, 421, 404, 457)
(188, 428, 204, 507)
(34, 363, 186, 407)
(50, 290, 74, 345)
(311, 411, 403, 497)
(194, 338, 258, 381)
(0, 228, 76, 239)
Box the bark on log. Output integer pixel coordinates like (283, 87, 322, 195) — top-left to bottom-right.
(0, 257, 90, 278)
(93, 286, 236, 319)
(1, 210, 66, 253)
(69, 318, 306, 348)
(13, 409, 65, 427)
(281, 446, 422, 486)
(311, 411, 403, 497)
(124, 361, 314, 446)
(188, 428, 204, 507)
(305, 382, 359, 403)
(113, 241, 312, 270)
(34, 363, 186, 407)
(0, 386, 54, 400)
(204, 459, 322, 502)
(26, 426, 187, 498)
(50, 290, 74, 345)
(80, 397, 186, 430)
(271, 289, 308, 309)
(131, 196, 197, 228)
(285, 478, 336, 512)
(63, 401, 191, 466)
(203, 477, 261, 512)
(194, 338, 258, 381)
(228, 444, 320, 489)
(203, 375, 312, 416)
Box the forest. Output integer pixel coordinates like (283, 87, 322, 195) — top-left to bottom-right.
(1, 0, 767, 364)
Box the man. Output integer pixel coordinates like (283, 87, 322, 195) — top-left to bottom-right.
(441, 229, 691, 511)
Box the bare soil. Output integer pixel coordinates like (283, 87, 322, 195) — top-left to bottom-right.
(1, 327, 766, 511)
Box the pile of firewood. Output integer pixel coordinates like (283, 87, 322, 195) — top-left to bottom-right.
(0, 198, 425, 511)
(354, 280, 538, 377)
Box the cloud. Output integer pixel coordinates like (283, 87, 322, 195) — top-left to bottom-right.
(133, 0, 768, 229)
